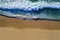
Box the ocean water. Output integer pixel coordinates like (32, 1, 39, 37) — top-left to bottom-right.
(0, 0, 60, 20)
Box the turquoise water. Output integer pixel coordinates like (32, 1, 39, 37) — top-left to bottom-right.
(29, 0, 39, 2)
(29, 0, 60, 2)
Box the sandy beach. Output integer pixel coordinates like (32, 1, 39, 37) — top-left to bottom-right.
(0, 16, 60, 40)
(0, 16, 60, 30)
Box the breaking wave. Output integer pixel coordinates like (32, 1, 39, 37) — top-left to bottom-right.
(0, 0, 60, 20)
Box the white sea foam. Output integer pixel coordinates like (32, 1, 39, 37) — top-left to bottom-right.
(0, 0, 60, 11)
(0, 0, 60, 20)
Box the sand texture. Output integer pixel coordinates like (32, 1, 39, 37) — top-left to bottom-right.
(0, 16, 60, 40)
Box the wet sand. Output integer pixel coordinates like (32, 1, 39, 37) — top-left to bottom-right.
(0, 16, 60, 30)
(0, 16, 60, 40)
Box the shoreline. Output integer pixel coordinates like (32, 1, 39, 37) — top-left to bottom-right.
(0, 16, 60, 30)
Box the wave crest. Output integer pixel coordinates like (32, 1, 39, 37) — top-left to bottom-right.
(0, 0, 60, 20)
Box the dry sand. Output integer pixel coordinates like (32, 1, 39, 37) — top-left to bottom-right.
(0, 16, 60, 40)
